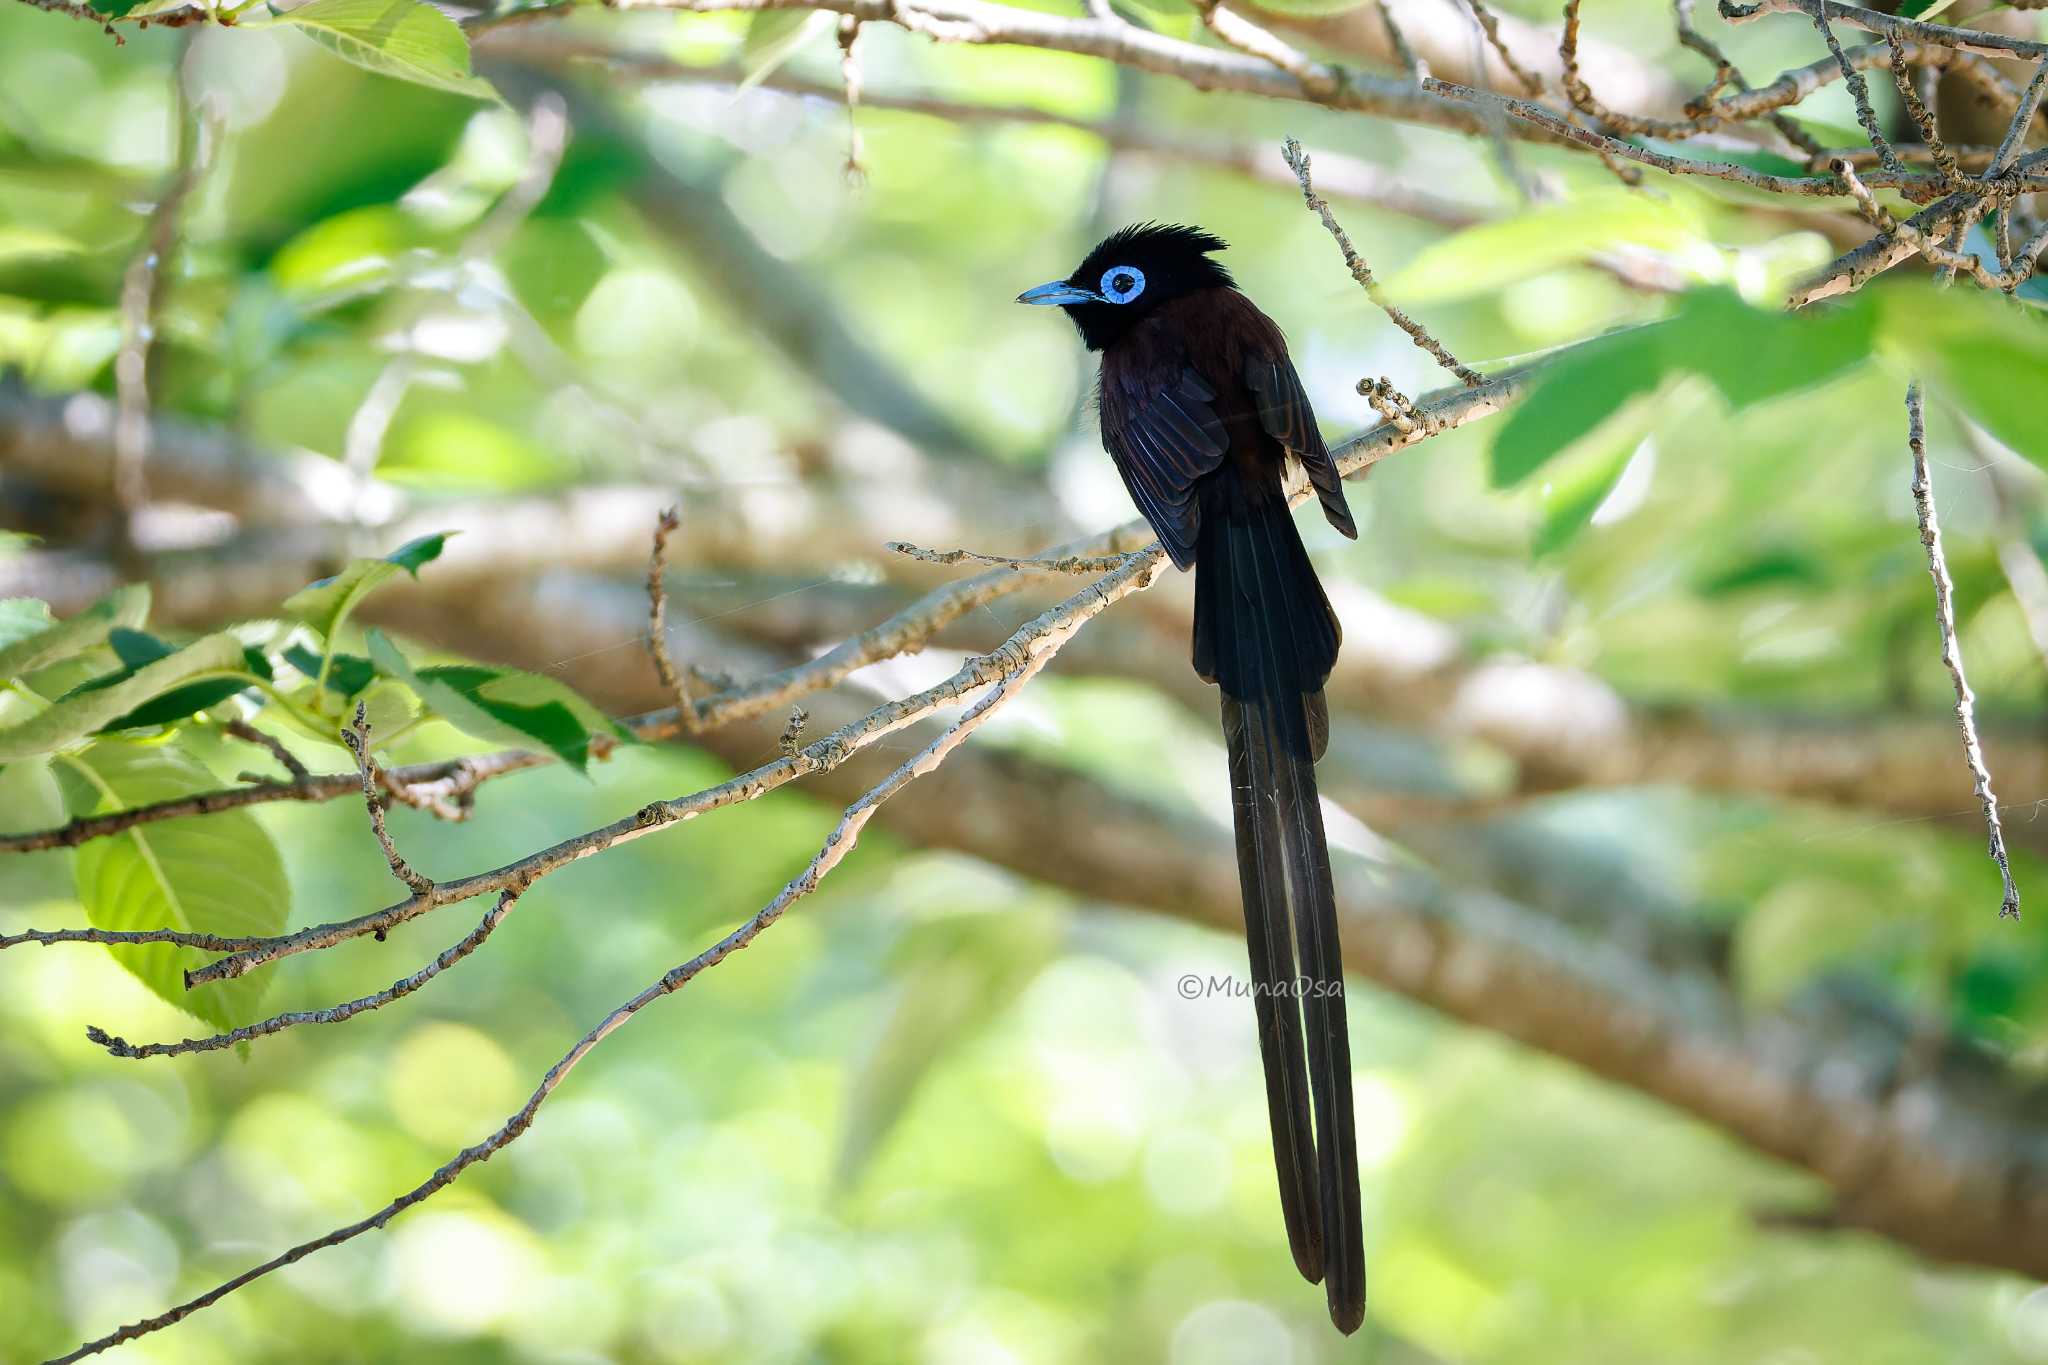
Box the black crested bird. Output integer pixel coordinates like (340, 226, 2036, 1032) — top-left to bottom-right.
(1019, 223, 1364, 1333)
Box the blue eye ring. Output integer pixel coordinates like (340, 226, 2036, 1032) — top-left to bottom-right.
(1100, 265, 1145, 304)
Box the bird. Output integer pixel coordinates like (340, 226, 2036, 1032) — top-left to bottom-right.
(1018, 222, 1364, 1333)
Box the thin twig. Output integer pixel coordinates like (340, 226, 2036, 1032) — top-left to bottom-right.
(1284, 137, 1485, 387)
(1888, 34, 1961, 187)
(646, 505, 697, 728)
(1374, 0, 1424, 80)
(1462, 0, 1541, 95)
(1812, 1, 1902, 174)
(1193, 0, 1344, 100)
(1832, 159, 2048, 291)
(0, 373, 1525, 878)
(777, 704, 809, 756)
(223, 719, 310, 782)
(1719, 0, 2048, 65)
(343, 703, 434, 897)
(837, 15, 867, 181)
(1990, 56, 2048, 177)
(111, 89, 219, 552)
(87, 890, 524, 1060)
(887, 540, 1140, 573)
(1906, 383, 2020, 921)
(46, 530, 1130, 1364)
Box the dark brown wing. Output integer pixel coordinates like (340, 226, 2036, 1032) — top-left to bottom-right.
(1245, 351, 1357, 539)
(1099, 356, 1228, 570)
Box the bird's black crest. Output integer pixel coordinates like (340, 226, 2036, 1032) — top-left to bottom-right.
(1035, 221, 1240, 350)
(1080, 222, 1235, 284)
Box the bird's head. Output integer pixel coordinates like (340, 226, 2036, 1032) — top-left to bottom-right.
(1017, 222, 1236, 351)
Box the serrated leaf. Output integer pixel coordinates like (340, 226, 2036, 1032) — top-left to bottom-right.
(0, 586, 150, 682)
(63, 742, 288, 1031)
(367, 631, 630, 771)
(281, 532, 451, 644)
(0, 634, 245, 762)
(271, 0, 500, 102)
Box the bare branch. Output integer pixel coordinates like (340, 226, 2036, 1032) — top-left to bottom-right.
(645, 506, 696, 727)
(1830, 159, 2048, 292)
(344, 704, 435, 898)
(48, 515, 1129, 1364)
(1462, 0, 1540, 96)
(1283, 137, 1485, 387)
(1811, 1, 1902, 174)
(1906, 383, 2020, 920)
(1375, 0, 1424, 81)
(1888, 34, 1960, 187)
(112, 89, 221, 549)
(1990, 56, 2048, 178)
(1720, 0, 2048, 65)
(87, 889, 524, 1060)
(222, 719, 310, 783)
(887, 540, 1142, 573)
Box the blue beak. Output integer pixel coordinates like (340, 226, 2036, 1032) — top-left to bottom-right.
(1017, 280, 1104, 306)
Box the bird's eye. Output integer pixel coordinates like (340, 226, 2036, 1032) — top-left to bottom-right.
(1100, 266, 1146, 304)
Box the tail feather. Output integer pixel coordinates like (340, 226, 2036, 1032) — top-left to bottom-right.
(1199, 483, 1366, 1334)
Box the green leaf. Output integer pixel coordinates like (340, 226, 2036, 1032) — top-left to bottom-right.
(1385, 193, 1704, 305)
(281, 532, 451, 644)
(59, 631, 275, 732)
(1493, 290, 1879, 489)
(367, 631, 631, 771)
(738, 9, 834, 91)
(1492, 330, 1665, 487)
(0, 756, 63, 835)
(1695, 546, 1832, 596)
(270, 0, 500, 103)
(0, 599, 55, 655)
(1532, 432, 1648, 556)
(1884, 287, 2048, 464)
(0, 634, 246, 762)
(0, 586, 150, 682)
(284, 643, 376, 696)
(63, 742, 289, 1032)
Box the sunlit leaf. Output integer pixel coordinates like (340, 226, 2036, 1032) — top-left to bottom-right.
(0, 586, 149, 682)
(281, 532, 451, 644)
(269, 0, 500, 103)
(64, 630, 278, 732)
(1494, 290, 1879, 489)
(0, 599, 55, 655)
(64, 741, 288, 1031)
(367, 630, 631, 771)
(1386, 193, 1703, 304)
(1532, 431, 1649, 556)
(1885, 287, 2048, 464)
(0, 634, 245, 762)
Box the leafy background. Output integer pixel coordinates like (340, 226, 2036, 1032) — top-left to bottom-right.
(5, 0, 2048, 1361)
